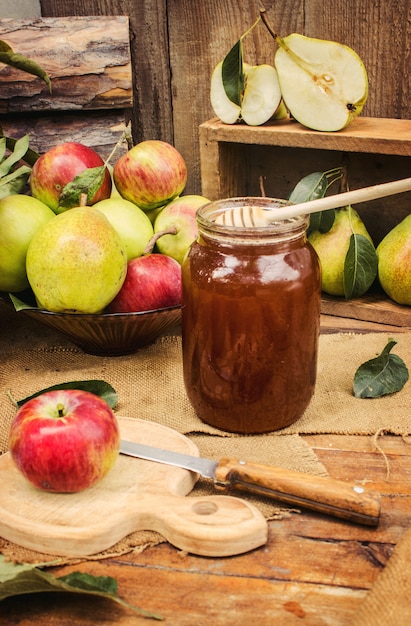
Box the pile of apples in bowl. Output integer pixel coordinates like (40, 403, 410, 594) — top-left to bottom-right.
(0, 137, 209, 355)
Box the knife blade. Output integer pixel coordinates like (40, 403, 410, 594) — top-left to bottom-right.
(120, 440, 381, 526)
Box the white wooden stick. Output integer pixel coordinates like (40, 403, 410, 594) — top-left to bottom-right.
(267, 176, 411, 221)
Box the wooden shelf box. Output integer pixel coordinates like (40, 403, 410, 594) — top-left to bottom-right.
(199, 117, 411, 329)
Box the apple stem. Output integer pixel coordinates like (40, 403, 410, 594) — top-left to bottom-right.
(143, 227, 178, 254)
(56, 403, 65, 418)
(6, 389, 18, 408)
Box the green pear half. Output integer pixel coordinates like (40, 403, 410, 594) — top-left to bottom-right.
(275, 34, 368, 131)
(376, 214, 411, 305)
(210, 62, 283, 126)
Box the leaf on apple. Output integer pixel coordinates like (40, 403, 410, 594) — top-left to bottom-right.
(14, 380, 118, 410)
(0, 555, 163, 619)
(58, 166, 107, 209)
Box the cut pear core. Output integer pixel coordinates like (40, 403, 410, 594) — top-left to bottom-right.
(275, 34, 368, 131)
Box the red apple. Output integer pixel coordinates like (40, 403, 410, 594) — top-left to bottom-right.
(30, 142, 112, 213)
(9, 390, 120, 493)
(113, 140, 187, 211)
(107, 253, 182, 313)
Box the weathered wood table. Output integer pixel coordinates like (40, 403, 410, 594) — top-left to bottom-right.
(1, 309, 410, 625)
(0, 432, 409, 625)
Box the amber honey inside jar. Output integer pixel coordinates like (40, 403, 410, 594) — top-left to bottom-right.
(181, 197, 321, 435)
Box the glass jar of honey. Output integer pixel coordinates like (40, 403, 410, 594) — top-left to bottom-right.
(181, 197, 321, 434)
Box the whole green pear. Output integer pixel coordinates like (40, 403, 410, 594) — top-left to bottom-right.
(26, 207, 127, 313)
(308, 206, 373, 296)
(376, 215, 411, 305)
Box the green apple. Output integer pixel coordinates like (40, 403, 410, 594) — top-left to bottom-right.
(26, 207, 127, 313)
(274, 33, 368, 131)
(93, 197, 154, 261)
(153, 195, 209, 264)
(0, 194, 55, 292)
(210, 62, 283, 126)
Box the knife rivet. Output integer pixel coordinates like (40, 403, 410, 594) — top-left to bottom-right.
(239, 460, 247, 465)
(353, 486, 365, 493)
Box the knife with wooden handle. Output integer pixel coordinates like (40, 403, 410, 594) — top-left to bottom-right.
(120, 440, 381, 526)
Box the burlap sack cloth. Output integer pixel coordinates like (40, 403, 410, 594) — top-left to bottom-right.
(1, 302, 411, 624)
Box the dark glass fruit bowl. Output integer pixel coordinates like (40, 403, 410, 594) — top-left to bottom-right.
(1, 291, 181, 356)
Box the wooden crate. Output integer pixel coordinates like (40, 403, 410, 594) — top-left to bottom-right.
(199, 117, 411, 329)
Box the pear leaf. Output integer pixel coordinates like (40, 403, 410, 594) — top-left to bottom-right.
(221, 39, 244, 107)
(353, 340, 409, 398)
(0, 40, 52, 92)
(343, 233, 378, 299)
(13, 380, 118, 410)
(0, 556, 163, 619)
(289, 167, 343, 235)
(58, 166, 106, 209)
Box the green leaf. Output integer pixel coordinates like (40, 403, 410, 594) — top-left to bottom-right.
(288, 171, 329, 204)
(0, 40, 52, 92)
(0, 164, 31, 197)
(58, 166, 106, 209)
(343, 233, 378, 299)
(353, 340, 409, 398)
(0, 556, 163, 619)
(221, 39, 244, 107)
(15, 380, 118, 410)
(0, 134, 30, 177)
(3, 135, 40, 167)
(289, 168, 343, 235)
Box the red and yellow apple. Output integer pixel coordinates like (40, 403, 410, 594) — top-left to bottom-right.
(113, 140, 187, 211)
(107, 253, 182, 313)
(153, 195, 209, 264)
(9, 389, 120, 493)
(30, 142, 112, 213)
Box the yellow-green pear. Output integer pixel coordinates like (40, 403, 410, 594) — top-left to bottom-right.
(376, 215, 411, 305)
(26, 206, 127, 313)
(274, 33, 368, 131)
(308, 206, 373, 296)
(0, 194, 55, 292)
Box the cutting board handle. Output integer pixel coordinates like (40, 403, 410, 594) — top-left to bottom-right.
(141, 493, 267, 556)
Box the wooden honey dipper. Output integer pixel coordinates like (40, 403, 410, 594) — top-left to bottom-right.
(214, 176, 411, 227)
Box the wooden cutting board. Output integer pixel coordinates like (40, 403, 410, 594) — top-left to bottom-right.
(0, 417, 267, 558)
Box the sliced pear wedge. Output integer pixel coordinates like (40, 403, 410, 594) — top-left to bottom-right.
(210, 61, 282, 126)
(210, 61, 241, 124)
(240, 64, 282, 125)
(275, 34, 368, 131)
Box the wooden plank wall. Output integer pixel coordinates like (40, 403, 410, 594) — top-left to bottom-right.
(21, 0, 411, 194)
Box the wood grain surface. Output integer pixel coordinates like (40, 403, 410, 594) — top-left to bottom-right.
(1, 432, 410, 624)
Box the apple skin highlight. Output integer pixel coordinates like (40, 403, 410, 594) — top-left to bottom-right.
(9, 390, 120, 493)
